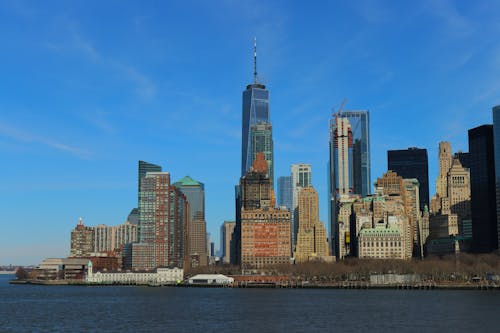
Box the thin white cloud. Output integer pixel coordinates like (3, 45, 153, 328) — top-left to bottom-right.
(0, 121, 91, 158)
(44, 29, 157, 100)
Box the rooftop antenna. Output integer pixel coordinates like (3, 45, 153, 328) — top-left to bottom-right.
(253, 37, 258, 84)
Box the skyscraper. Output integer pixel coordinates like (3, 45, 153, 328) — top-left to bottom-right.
(387, 147, 429, 211)
(294, 187, 329, 263)
(241, 39, 271, 178)
(220, 221, 235, 264)
(277, 176, 293, 210)
(138, 161, 162, 200)
(329, 109, 370, 258)
(250, 122, 274, 183)
(493, 105, 500, 252)
(469, 125, 498, 252)
(240, 153, 290, 268)
(127, 172, 188, 270)
(70, 218, 94, 257)
(291, 164, 312, 251)
(174, 176, 207, 268)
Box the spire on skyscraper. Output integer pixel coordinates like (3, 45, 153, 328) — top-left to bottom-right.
(253, 37, 258, 84)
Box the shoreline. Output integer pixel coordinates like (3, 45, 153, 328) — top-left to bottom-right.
(9, 279, 500, 290)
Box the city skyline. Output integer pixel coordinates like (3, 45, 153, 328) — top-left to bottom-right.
(1, 1, 500, 265)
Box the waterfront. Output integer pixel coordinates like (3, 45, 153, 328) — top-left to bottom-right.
(1, 275, 499, 332)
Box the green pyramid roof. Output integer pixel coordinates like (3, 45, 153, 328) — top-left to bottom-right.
(174, 175, 202, 186)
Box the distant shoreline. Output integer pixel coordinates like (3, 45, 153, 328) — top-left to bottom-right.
(8, 279, 500, 291)
(0, 271, 15, 275)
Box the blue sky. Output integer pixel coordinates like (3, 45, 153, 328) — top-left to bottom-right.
(1, 1, 499, 265)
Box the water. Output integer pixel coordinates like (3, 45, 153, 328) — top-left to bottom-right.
(1, 275, 499, 332)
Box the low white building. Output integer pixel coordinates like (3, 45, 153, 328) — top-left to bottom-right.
(86, 261, 183, 285)
(188, 274, 234, 285)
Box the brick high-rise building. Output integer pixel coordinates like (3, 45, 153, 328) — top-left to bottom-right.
(70, 218, 94, 257)
(239, 153, 291, 268)
(126, 172, 188, 270)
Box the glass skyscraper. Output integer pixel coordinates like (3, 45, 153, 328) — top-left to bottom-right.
(328, 110, 370, 257)
(340, 111, 371, 197)
(241, 83, 270, 178)
(277, 176, 293, 211)
(469, 125, 498, 252)
(173, 176, 205, 222)
(387, 147, 429, 212)
(492, 105, 500, 252)
(250, 122, 274, 182)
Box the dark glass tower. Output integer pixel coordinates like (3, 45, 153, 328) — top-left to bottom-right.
(387, 148, 429, 212)
(492, 105, 500, 253)
(241, 39, 271, 180)
(469, 125, 498, 252)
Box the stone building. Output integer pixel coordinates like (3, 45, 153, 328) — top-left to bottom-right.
(428, 142, 471, 255)
(293, 187, 330, 263)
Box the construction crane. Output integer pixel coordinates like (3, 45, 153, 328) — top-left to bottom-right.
(332, 98, 347, 117)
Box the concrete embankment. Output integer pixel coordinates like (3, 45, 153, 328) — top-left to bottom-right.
(9, 279, 500, 290)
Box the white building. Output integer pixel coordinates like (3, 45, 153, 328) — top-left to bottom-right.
(86, 261, 183, 285)
(188, 274, 234, 285)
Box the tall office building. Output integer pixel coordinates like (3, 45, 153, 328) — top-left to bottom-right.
(455, 152, 471, 170)
(493, 105, 500, 252)
(294, 187, 329, 263)
(329, 109, 370, 258)
(277, 176, 293, 210)
(173, 176, 207, 268)
(220, 221, 236, 264)
(428, 142, 472, 255)
(137, 161, 162, 238)
(240, 153, 291, 268)
(173, 176, 205, 221)
(250, 122, 274, 183)
(138, 160, 162, 199)
(469, 125, 498, 252)
(127, 172, 188, 270)
(241, 39, 271, 179)
(388, 147, 429, 211)
(70, 218, 94, 257)
(291, 164, 312, 251)
(188, 212, 208, 267)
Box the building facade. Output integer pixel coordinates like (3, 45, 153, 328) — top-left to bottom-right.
(241, 41, 270, 179)
(294, 187, 329, 262)
(277, 176, 293, 210)
(250, 122, 274, 183)
(469, 125, 498, 252)
(128, 172, 188, 270)
(220, 221, 235, 264)
(173, 176, 207, 268)
(387, 147, 429, 212)
(291, 163, 312, 251)
(428, 142, 472, 255)
(70, 218, 95, 257)
(239, 153, 291, 268)
(329, 109, 370, 259)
